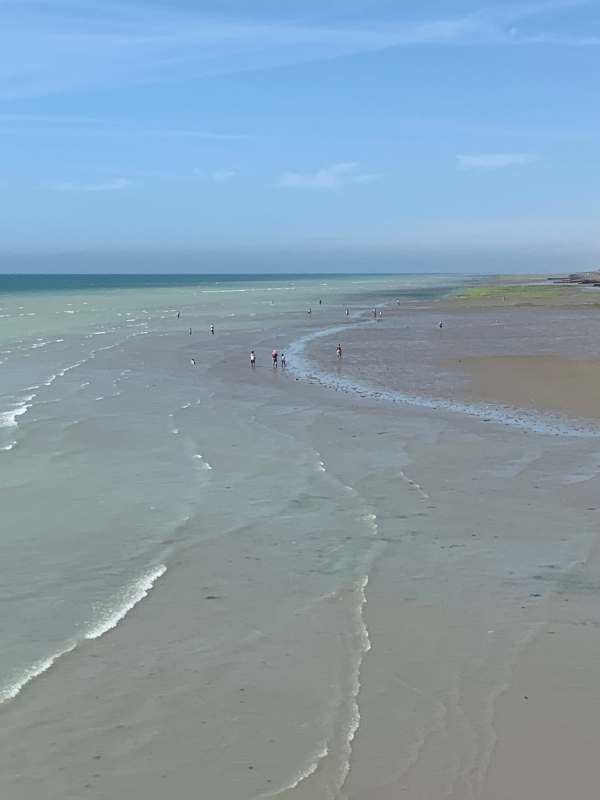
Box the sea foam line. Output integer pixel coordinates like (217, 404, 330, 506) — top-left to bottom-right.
(85, 564, 167, 640)
(259, 743, 330, 799)
(399, 470, 430, 500)
(0, 644, 77, 704)
(337, 575, 371, 793)
(286, 325, 600, 438)
(0, 394, 36, 428)
(0, 564, 167, 704)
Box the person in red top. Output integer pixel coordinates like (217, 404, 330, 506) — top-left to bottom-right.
(272, 350, 278, 368)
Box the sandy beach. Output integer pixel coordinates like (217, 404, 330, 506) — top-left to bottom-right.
(2, 274, 600, 799)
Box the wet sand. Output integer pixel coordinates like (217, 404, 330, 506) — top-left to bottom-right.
(297, 279, 600, 798)
(446, 355, 600, 421)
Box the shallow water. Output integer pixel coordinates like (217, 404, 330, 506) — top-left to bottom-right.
(0, 274, 460, 707)
(2, 273, 599, 800)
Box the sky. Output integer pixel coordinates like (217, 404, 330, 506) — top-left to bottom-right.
(1, 0, 600, 272)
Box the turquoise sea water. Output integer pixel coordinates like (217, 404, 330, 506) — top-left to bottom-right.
(0, 273, 463, 704)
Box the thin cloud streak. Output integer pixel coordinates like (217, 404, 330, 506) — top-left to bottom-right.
(457, 153, 535, 170)
(1, 1, 599, 99)
(51, 178, 131, 193)
(0, 115, 248, 141)
(280, 162, 377, 189)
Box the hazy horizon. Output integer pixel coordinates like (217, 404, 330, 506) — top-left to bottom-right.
(1, 245, 599, 275)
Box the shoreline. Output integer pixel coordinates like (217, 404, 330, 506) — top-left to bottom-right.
(286, 321, 600, 439)
(3, 273, 600, 800)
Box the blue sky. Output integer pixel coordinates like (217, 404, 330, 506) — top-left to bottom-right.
(2, 0, 600, 271)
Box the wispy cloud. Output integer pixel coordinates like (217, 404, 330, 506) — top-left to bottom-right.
(1, 2, 598, 99)
(193, 168, 238, 183)
(51, 178, 131, 193)
(280, 162, 376, 189)
(211, 169, 237, 183)
(0, 113, 247, 141)
(457, 153, 535, 170)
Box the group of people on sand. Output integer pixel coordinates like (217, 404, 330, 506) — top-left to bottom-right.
(248, 349, 288, 368)
(248, 349, 286, 368)
(247, 344, 342, 369)
(270, 350, 286, 368)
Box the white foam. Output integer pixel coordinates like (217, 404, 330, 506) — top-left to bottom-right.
(399, 470, 430, 500)
(362, 513, 378, 535)
(0, 396, 35, 428)
(261, 743, 329, 798)
(0, 643, 77, 704)
(85, 564, 167, 641)
(44, 360, 84, 387)
(337, 575, 371, 791)
(1, 441, 17, 451)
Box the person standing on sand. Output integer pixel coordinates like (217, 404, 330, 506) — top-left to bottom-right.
(210, 324, 214, 335)
(272, 349, 278, 368)
(250, 350, 256, 367)
(336, 343, 342, 360)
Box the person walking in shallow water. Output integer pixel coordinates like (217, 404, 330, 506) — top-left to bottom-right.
(250, 350, 256, 367)
(336, 343, 342, 360)
(272, 349, 278, 368)
(210, 324, 214, 335)
(281, 352, 286, 368)
(189, 327, 192, 336)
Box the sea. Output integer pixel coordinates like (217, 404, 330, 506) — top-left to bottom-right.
(0, 274, 463, 790)
(3, 272, 597, 800)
